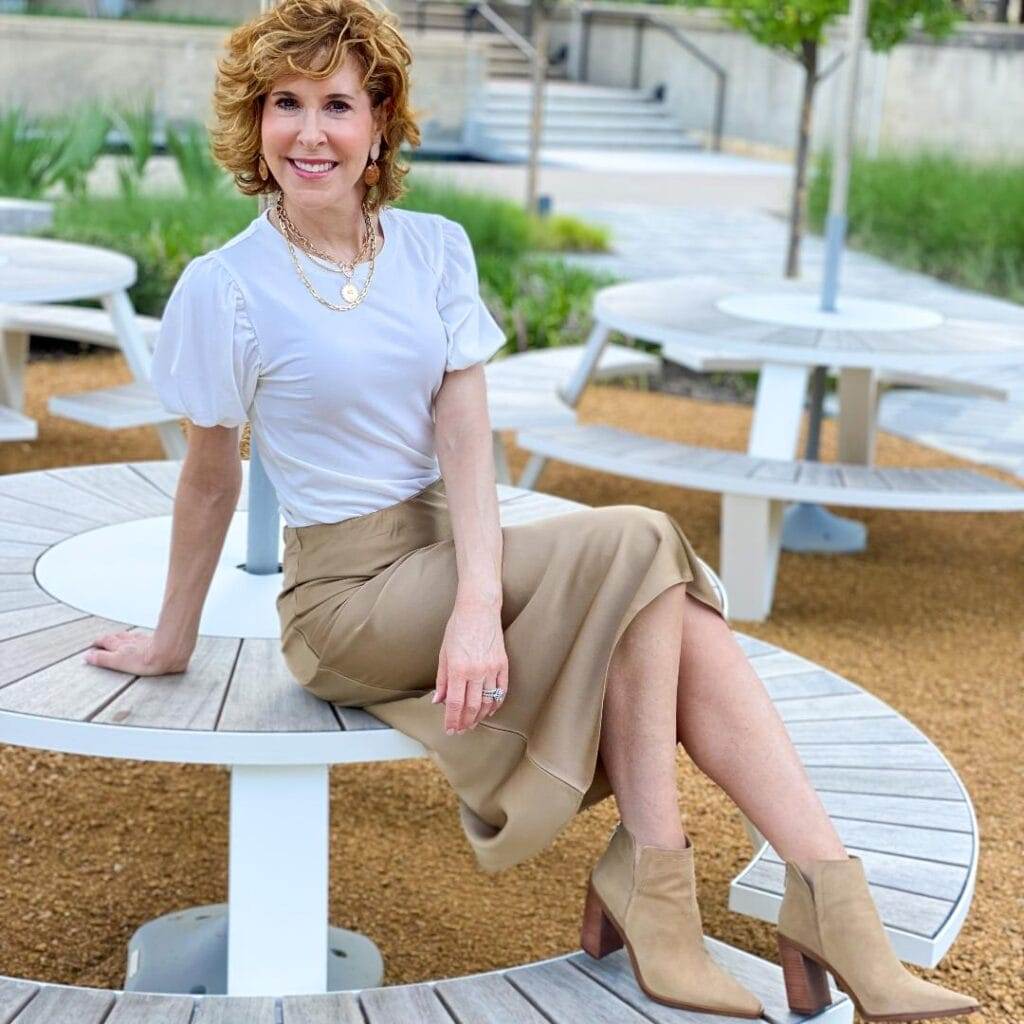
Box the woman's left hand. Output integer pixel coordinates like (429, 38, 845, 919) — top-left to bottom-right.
(433, 600, 508, 735)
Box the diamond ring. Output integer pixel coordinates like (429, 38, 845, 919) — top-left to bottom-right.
(482, 687, 506, 702)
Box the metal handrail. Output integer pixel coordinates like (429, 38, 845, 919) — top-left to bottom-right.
(466, 1, 536, 60)
(576, 5, 728, 151)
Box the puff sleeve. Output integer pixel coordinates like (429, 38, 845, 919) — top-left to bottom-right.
(151, 255, 261, 428)
(437, 217, 507, 372)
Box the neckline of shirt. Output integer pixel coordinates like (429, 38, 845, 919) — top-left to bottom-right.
(258, 203, 395, 274)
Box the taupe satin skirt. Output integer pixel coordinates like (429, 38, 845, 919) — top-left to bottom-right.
(276, 477, 725, 874)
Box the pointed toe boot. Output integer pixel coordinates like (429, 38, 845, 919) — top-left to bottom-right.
(777, 855, 980, 1021)
(580, 823, 764, 1019)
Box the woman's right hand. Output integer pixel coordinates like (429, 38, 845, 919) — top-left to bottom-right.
(83, 631, 191, 677)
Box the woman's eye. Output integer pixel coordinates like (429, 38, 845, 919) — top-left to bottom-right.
(274, 98, 349, 112)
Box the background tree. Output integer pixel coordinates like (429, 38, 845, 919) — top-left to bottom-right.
(682, 0, 959, 277)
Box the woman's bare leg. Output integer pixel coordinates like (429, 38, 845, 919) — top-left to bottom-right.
(674, 594, 847, 876)
(599, 581, 689, 851)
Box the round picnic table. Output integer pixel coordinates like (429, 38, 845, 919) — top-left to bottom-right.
(0, 235, 182, 456)
(4, 459, 706, 999)
(582, 274, 1024, 466)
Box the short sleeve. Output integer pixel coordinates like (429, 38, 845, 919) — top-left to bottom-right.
(437, 217, 507, 372)
(151, 255, 261, 428)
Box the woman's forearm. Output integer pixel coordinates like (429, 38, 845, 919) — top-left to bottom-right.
(434, 372, 503, 611)
(151, 474, 241, 662)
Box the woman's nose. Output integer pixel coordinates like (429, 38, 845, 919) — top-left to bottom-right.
(296, 112, 328, 147)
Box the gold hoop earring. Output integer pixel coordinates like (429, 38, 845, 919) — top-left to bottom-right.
(258, 154, 269, 182)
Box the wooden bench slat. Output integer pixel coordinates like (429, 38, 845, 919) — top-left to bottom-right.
(0, 978, 37, 1024)
(784, 717, 928, 744)
(434, 972, 552, 1024)
(129, 462, 186, 502)
(793, 742, 946, 769)
(0, 575, 38, 594)
(829, 818, 973, 866)
(334, 707, 388, 732)
(92, 635, 238, 730)
(516, 423, 1024, 510)
(805, 766, 964, 801)
(8, 985, 114, 1024)
(0, 640, 138, 719)
(0, 590, 56, 614)
(739, 860, 954, 938)
(760, 669, 858, 700)
(280, 990, 363, 1023)
(819, 791, 973, 832)
(218, 639, 340, 733)
(191, 996, 277, 1023)
(0, 542, 45, 559)
(105, 991, 195, 1024)
(732, 634, 775, 657)
(0, 603, 85, 644)
(745, 650, 821, 678)
(0, 471, 138, 527)
(0, 615, 128, 689)
(774, 693, 895, 723)
(0, 493, 100, 537)
(506, 957, 657, 1024)
(359, 983, 457, 1024)
(0, 557, 35, 573)
(45, 465, 173, 517)
(760, 846, 968, 903)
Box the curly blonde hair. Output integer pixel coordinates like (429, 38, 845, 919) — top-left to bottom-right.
(210, 0, 422, 211)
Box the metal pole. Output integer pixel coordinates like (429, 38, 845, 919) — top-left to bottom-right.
(525, 0, 548, 213)
(245, 0, 281, 576)
(821, 0, 868, 313)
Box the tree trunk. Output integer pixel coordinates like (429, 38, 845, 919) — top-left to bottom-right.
(525, 0, 549, 213)
(784, 40, 819, 279)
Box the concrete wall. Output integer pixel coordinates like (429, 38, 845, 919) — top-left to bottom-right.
(0, 14, 486, 148)
(549, 3, 1024, 159)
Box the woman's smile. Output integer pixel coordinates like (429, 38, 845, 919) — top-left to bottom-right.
(287, 157, 339, 179)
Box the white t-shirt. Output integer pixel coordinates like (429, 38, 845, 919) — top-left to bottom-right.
(151, 205, 507, 527)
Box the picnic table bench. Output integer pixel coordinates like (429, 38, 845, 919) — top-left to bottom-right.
(0, 459, 976, 1019)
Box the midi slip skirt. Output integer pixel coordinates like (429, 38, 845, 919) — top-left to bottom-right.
(276, 477, 725, 874)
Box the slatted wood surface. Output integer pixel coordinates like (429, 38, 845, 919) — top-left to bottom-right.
(0, 460, 977, 972)
(0, 302, 160, 349)
(0, 939, 853, 1023)
(517, 423, 1024, 511)
(729, 635, 978, 970)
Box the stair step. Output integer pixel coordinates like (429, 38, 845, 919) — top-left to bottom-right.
(48, 382, 182, 430)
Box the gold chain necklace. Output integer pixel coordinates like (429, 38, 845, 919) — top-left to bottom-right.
(273, 194, 379, 311)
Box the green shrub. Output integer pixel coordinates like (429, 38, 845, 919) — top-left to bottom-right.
(40, 188, 615, 352)
(808, 149, 1024, 303)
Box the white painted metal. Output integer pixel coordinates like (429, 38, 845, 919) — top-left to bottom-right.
(721, 494, 784, 622)
(838, 367, 879, 464)
(748, 362, 812, 458)
(227, 765, 332, 995)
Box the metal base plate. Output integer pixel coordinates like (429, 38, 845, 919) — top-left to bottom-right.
(782, 502, 868, 554)
(124, 904, 384, 995)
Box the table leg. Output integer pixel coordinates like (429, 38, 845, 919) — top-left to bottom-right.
(746, 362, 811, 458)
(517, 323, 611, 490)
(103, 289, 186, 460)
(0, 328, 29, 411)
(228, 764, 330, 995)
(837, 367, 879, 465)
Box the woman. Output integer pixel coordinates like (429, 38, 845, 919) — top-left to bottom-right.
(85, 1, 979, 1019)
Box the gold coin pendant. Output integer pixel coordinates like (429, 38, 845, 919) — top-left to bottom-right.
(341, 283, 360, 303)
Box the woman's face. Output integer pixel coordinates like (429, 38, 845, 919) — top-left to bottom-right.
(261, 54, 383, 211)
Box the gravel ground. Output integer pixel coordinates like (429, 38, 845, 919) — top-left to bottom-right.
(0, 352, 1019, 1021)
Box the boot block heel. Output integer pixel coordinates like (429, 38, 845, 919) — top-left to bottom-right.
(778, 934, 833, 1014)
(580, 880, 623, 959)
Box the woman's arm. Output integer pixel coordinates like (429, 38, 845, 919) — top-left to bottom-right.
(84, 425, 242, 675)
(432, 363, 509, 735)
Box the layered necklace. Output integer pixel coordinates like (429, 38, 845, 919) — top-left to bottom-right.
(274, 192, 379, 312)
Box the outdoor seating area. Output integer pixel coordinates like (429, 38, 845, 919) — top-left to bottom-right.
(2, 0, 1022, 1019)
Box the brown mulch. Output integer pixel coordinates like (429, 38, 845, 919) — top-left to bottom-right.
(0, 352, 1020, 1021)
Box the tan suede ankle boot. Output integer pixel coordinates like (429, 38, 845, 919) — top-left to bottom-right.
(777, 855, 980, 1021)
(581, 823, 764, 1019)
